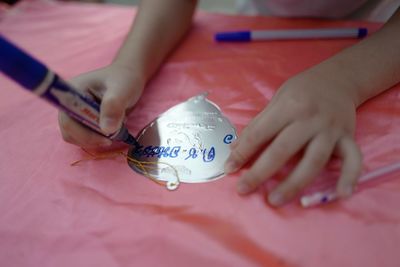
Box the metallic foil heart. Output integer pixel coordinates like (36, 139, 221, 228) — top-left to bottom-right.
(127, 93, 237, 190)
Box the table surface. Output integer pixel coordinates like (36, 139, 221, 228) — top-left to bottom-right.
(0, 1, 399, 266)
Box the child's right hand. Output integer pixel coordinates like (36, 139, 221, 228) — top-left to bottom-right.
(58, 64, 144, 149)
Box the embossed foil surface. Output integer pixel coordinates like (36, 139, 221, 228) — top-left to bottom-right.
(128, 94, 237, 187)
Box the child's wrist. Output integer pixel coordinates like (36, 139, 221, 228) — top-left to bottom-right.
(306, 61, 365, 107)
(111, 59, 147, 83)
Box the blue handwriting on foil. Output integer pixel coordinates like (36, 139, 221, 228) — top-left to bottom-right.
(134, 145, 181, 158)
(134, 145, 215, 163)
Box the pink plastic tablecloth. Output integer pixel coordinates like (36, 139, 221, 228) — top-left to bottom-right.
(0, 1, 399, 266)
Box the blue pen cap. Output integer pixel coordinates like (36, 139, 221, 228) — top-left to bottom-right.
(0, 35, 48, 90)
(358, 28, 368, 38)
(215, 31, 251, 42)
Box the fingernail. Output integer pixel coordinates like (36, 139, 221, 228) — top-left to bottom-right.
(268, 192, 285, 206)
(101, 139, 113, 147)
(340, 186, 353, 198)
(100, 117, 118, 134)
(237, 181, 251, 195)
(224, 159, 238, 174)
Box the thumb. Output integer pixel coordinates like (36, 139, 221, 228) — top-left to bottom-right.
(99, 85, 133, 135)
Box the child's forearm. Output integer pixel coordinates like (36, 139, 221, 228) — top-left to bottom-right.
(112, 0, 197, 83)
(309, 8, 400, 107)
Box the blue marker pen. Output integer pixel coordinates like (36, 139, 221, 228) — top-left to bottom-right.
(0, 35, 138, 147)
(215, 27, 368, 42)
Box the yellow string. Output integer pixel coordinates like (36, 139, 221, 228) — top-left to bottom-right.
(71, 148, 181, 189)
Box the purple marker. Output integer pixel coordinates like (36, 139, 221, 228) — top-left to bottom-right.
(301, 162, 400, 208)
(215, 27, 368, 42)
(0, 35, 138, 147)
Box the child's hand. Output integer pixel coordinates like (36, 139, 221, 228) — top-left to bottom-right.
(224, 69, 362, 206)
(58, 64, 144, 149)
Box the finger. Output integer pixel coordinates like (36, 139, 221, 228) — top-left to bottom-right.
(230, 98, 280, 151)
(58, 112, 112, 148)
(99, 81, 138, 135)
(268, 133, 336, 206)
(233, 108, 266, 147)
(69, 73, 106, 101)
(224, 106, 290, 174)
(69, 73, 97, 91)
(236, 121, 314, 194)
(336, 136, 362, 198)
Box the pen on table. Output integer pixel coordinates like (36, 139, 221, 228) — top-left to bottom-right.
(0, 35, 139, 147)
(215, 27, 368, 42)
(300, 162, 400, 208)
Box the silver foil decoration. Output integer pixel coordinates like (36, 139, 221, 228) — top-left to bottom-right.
(127, 93, 237, 190)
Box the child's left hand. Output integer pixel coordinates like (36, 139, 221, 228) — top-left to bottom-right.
(224, 68, 362, 206)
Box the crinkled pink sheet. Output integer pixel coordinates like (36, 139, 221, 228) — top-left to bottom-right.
(0, 1, 399, 266)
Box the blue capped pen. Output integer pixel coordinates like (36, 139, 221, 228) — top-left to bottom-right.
(215, 27, 368, 42)
(0, 35, 139, 147)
